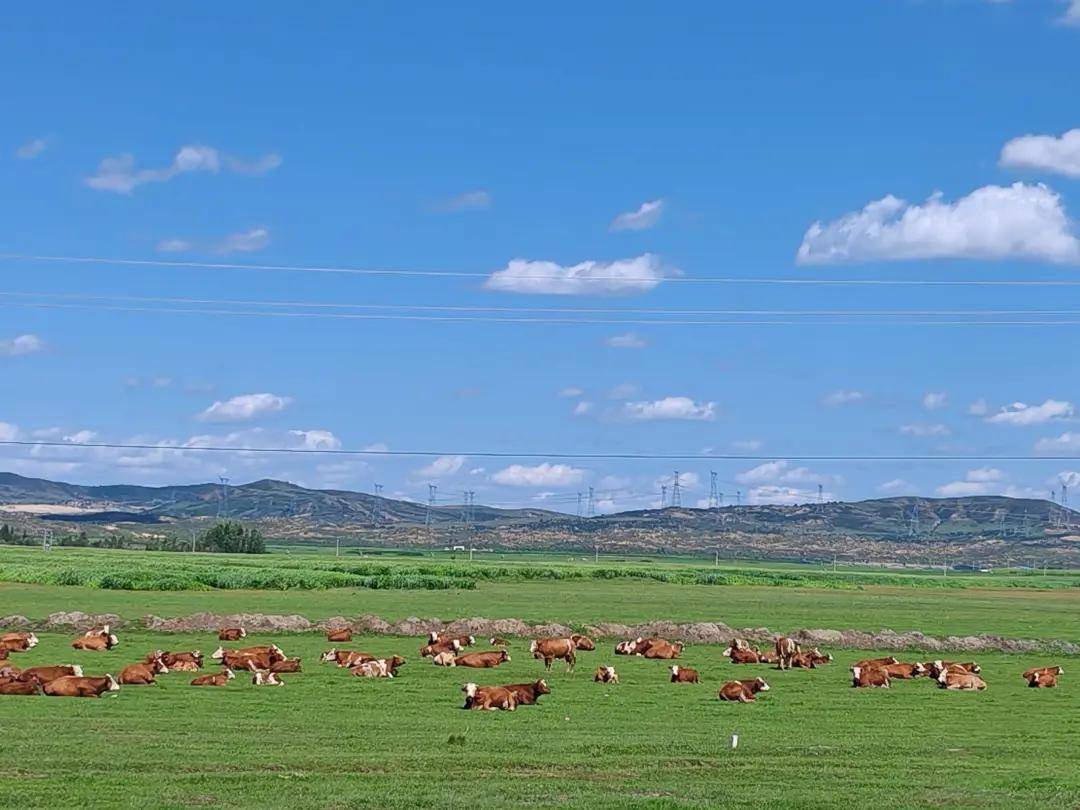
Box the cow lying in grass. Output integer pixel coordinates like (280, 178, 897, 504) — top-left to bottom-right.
(351, 656, 406, 678)
(432, 652, 457, 667)
(251, 670, 284, 686)
(718, 678, 770, 702)
(191, 670, 235, 687)
(270, 658, 302, 673)
(670, 665, 699, 683)
(18, 664, 83, 684)
(218, 627, 246, 642)
(429, 632, 475, 648)
(151, 650, 202, 671)
(462, 682, 517, 711)
(119, 655, 169, 685)
(937, 669, 987, 691)
(0, 677, 41, 695)
(420, 638, 462, 658)
(455, 651, 510, 669)
(72, 625, 119, 652)
(503, 679, 550, 705)
(326, 628, 352, 642)
(594, 666, 619, 684)
(43, 674, 120, 697)
(1023, 666, 1062, 688)
(884, 662, 928, 680)
(1, 632, 39, 653)
(851, 666, 890, 688)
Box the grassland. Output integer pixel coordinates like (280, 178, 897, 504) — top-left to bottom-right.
(2, 630, 1078, 808)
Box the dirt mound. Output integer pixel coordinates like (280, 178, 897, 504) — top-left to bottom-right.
(143, 612, 314, 633)
(42, 611, 124, 631)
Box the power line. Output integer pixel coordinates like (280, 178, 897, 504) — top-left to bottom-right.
(10, 252, 1080, 287)
(1, 439, 1078, 461)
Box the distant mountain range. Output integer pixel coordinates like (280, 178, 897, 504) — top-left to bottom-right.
(0, 472, 1077, 567)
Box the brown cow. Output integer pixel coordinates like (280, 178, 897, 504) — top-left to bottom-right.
(594, 665, 619, 684)
(728, 646, 763, 664)
(614, 639, 639, 655)
(1, 632, 39, 650)
(159, 651, 203, 671)
(455, 650, 510, 669)
(633, 637, 669, 656)
(119, 656, 169, 685)
(670, 665, 700, 683)
(191, 670, 235, 687)
(926, 660, 981, 679)
(642, 641, 683, 660)
(420, 638, 462, 658)
(571, 634, 596, 651)
(723, 638, 751, 654)
(351, 656, 406, 678)
(489, 637, 510, 647)
(530, 638, 577, 671)
(218, 627, 247, 642)
(884, 662, 928, 680)
(72, 632, 118, 652)
(43, 674, 120, 697)
(0, 677, 41, 695)
(850, 666, 890, 688)
(790, 648, 832, 669)
(429, 632, 475, 648)
(237, 645, 285, 663)
(503, 679, 551, 705)
(326, 628, 352, 643)
(1023, 665, 1063, 688)
(270, 658, 302, 673)
(320, 649, 377, 668)
(0, 663, 20, 678)
(19, 664, 84, 683)
(718, 677, 770, 702)
(462, 682, 517, 711)
(758, 649, 778, 664)
(938, 669, 987, 691)
(219, 650, 272, 671)
(774, 637, 799, 670)
(251, 670, 284, 686)
(855, 656, 899, 669)
(432, 651, 457, 667)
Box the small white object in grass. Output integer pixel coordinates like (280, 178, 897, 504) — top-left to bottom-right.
(731, 734, 739, 750)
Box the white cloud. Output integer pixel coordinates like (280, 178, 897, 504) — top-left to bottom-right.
(288, 430, 342, 451)
(967, 467, 1006, 483)
(622, 396, 716, 422)
(1001, 128, 1080, 179)
(84, 145, 280, 193)
(923, 392, 948, 410)
(604, 332, 647, 349)
(736, 460, 836, 486)
(0, 334, 45, 357)
(747, 485, 832, 505)
(797, 183, 1080, 265)
(559, 387, 584, 398)
(1059, 471, 1080, 489)
(15, 137, 48, 160)
(0, 422, 22, 441)
(484, 254, 672, 295)
(363, 442, 389, 453)
(935, 467, 1008, 497)
(822, 389, 864, 407)
(968, 399, 989, 416)
(879, 478, 916, 495)
(216, 227, 270, 254)
(491, 463, 584, 487)
(156, 238, 193, 253)
(609, 199, 665, 232)
(436, 189, 491, 212)
(573, 401, 594, 416)
(1035, 432, 1080, 454)
(197, 393, 292, 423)
(986, 399, 1074, 426)
(653, 471, 700, 492)
(899, 423, 951, 437)
(1061, 0, 1080, 26)
(731, 439, 764, 453)
(415, 455, 466, 479)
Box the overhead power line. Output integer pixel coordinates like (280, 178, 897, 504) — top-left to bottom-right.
(1, 439, 1077, 461)
(7, 252, 1080, 287)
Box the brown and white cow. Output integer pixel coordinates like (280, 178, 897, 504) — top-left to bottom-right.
(0, 677, 41, 695)
(571, 634, 596, 651)
(1, 632, 39, 651)
(614, 639, 639, 655)
(72, 631, 119, 651)
(489, 637, 510, 647)
(937, 669, 987, 691)
(594, 665, 619, 684)
(352, 659, 393, 678)
(632, 637, 667, 656)
(270, 658, 302, 673)
(1023, 666, 1063, 688)
(758, 649, 778, 664)
(854, 656, 899, 670)
(251, 670, 284, 686)
(158, 651, 203, 671)
(237, 644, 285, 663)
(119, 656, 169, 685)
(326, 628, 352, 643)
(214, 648, 272, 671)
(774, 637, 799, 670)
(432, 651, 457, 667)
(420, 638, 462, 658)
(503, 679, 551, 705)
(191, 670, 235, 687)
(718, 678, 770, 702)
(455, 650, 510, 669)
(218, 627, 246, 642)
(642, 640, 683, 660)
(43, 674, 120, 697)
(926, 660, 980, 679)
(462, 682, 517, 711)
(727, 646, 763, 664)
(850, 666, 890, 688)
(429, 632, 475, 648)
(19, 664, 84, 683)
(670, 665, 700, 683)
(884, 662, 928, 680)
(531, 638, 579, 671)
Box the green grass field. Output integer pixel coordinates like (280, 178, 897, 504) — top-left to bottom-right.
(2, 631, 1078, 808)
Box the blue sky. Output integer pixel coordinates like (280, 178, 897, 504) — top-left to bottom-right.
(2, 1, 1080, 511)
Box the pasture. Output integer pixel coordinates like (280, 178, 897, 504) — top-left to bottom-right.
(2, 631, 1079, 807)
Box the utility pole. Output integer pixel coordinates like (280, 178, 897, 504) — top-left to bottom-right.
(191, 529, 196, 554)
(660, 485, 668, 509)
(671, 472, 682, 507)
(577, 492, 583, 518)
(335, 536, 340, 557)
(41, 528, 52, 552)
(818, 484, 823, 505)
(736, 490, 742, 507)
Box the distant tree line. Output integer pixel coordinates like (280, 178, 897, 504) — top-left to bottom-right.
(0, 521, 265, 554)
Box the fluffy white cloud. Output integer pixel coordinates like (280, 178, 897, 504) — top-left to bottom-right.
(1061, 0, 1080, 26)
(622, 397, 716, 422)
(436, 190, 491, 211)
(968, 398, 989, 416)
(736, 460, 836, 486)
(484, 254, 671, 295)
(747, 485, 832, 505)
(197, 393, 292, 423)
(879, 479, 916, 494)
(288, 430, 342, 451)
(559, 387, 584, 398)
(899, 423, 951, 437)
(609, 199, 665, 232)
(415, 455, 466, 479)
(923, 392, 948, 410)
(1001, 128, 1080, 178)
(935, 467, 1008, 497)
(653, 471, 700, 492)
(0, 334, 45, 357)
(986, 399, 1074, 426)
(0, 422, 21, 441)
(573, 401, 594, 416)
(491, 463, 584, 487)
(15, 137, 48, 160)
(216, 227, 270, 254)
(1035, 432, 1080, 453)
(797, 183, 1080, 265)
(822, 389, 864, 407)
(967, 467, 1006, 483)
(85, 145, 280, 193)
(605, 332, 647, 349)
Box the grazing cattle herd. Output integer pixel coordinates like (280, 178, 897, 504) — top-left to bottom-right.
(0, 627, 1065, 711)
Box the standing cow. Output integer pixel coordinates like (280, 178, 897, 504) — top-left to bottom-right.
(774, 637, 799, 670)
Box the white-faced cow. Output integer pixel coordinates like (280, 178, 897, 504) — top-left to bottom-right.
(718, 678, 770, 702)
(594, 665, 619, 684)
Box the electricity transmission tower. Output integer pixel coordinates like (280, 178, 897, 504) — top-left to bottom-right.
(709, 472, 719, 510)
(425, 484, 437, 528)
(671, 471, 682, 507)
(660, 485, 668, 508)
(371, 483, 383, 527)
(217, 476, 230, 519)
(587, 487, 596, 517)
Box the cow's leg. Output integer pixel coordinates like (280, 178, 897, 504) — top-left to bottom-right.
(566, 652, 576, 673)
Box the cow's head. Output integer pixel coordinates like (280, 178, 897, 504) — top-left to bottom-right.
(462, 682, 478, 698)
(754, 678, 770, 692)
(466, 635, 476, 645)
(671, 665, 680, 677)
(224, 669, 236, 680)
(851, 666, 862, 682)
(107, 634, 119, 648)
(429, 631, 440, 643)
(721, 646, 732, 657)
(499, 650, 510, 663)
(913, 662, 928, 676)
(672, 643, 684, 655)
(388, 655, 406, 669)
(151, 655, 169, 675)
(26, 633, 39, 648)
(320, 649, 337, 662)
(239, 628, 247, 638)
(571, 635, 596, 651)
(211, 647, 225, 660)
(936, 669, 950, 684)
(452, 639, 462, 652)
(605, 666, 616, 679)
(106, 674, 120, 691)
(71, 664, 84, 677)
